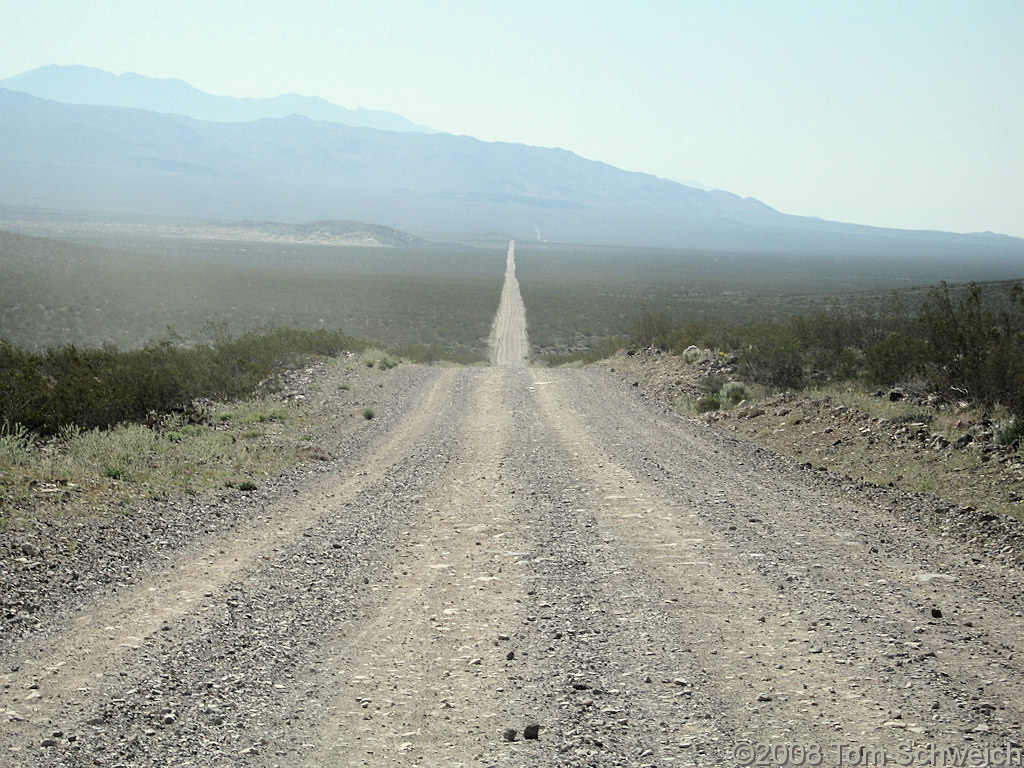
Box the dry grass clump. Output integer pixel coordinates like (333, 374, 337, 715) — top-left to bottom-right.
(0, 398, 307, 522)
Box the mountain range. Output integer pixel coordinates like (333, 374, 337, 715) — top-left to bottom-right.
(0, 65, 433, 133)
(1, 66, 1022, 259)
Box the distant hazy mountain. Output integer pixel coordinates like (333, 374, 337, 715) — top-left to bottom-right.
(0, 213, 426, 248)
(0, 65, 435, 133)
(1, 87, 1022, 259)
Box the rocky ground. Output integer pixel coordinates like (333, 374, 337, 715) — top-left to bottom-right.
(0, 358, 427, 660)
(609, 348, 1024, 568)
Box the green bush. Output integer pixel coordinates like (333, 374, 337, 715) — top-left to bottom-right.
(362, 348, 399, 370)
(997, 419, 1024, 448)
(864, 332, 926, 384)
(0, 328, 364, 436)
(0, 423, 33, 466)
(918, 282, 1024, 419)
(631, 310, 676, 350)
(695, 395, 722, 413)
(736, 332, 807, 391)
(720, 381, 747, 404)
(699, 373, 727, 395)
(632, 280, 1023, 422)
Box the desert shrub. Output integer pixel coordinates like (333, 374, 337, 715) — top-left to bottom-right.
(630, 310, 676, 350)
(736, 330, 807, 391)
(222, 406, 289, 425)
(362, 347, 399, 370)
(540, 336, 627, 367)
(730, 307, 920, 390)
(997, 419, 1024, 449)
(918, 282, 1024, 418)
(362, 407, 376, 420)
(700, 373, 728, 395)
(864, 332, 926, 384)
(396, 343, 444, 364)
(60, 423, 162, 483)
(720, 381, 747, 404)
(0, 423, 33, 466)
(681, 346, 703, 363)
(640, 280, 1022, 421)
(786, 310, 886, 380)
(694, 395, 722, 413)
(0, 328, 364, 436)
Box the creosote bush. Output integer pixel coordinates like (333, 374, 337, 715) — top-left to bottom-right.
(630, 281, 1024, 421)
(0, 328, 365, 436)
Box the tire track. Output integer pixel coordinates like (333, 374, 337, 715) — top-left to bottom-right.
(0, 367, 457, 759)
(528, 368, 1024, 753)
(289, 367, 535, 766)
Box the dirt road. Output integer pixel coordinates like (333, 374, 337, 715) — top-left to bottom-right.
(490, 240, 528, 367)
(4, 247, 1024, 766)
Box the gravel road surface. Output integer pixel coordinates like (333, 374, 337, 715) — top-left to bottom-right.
(490, 240, 528, 367)
(3, 243, 1024, 766)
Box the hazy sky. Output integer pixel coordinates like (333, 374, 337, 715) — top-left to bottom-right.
(2, 1, 1022, 237)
